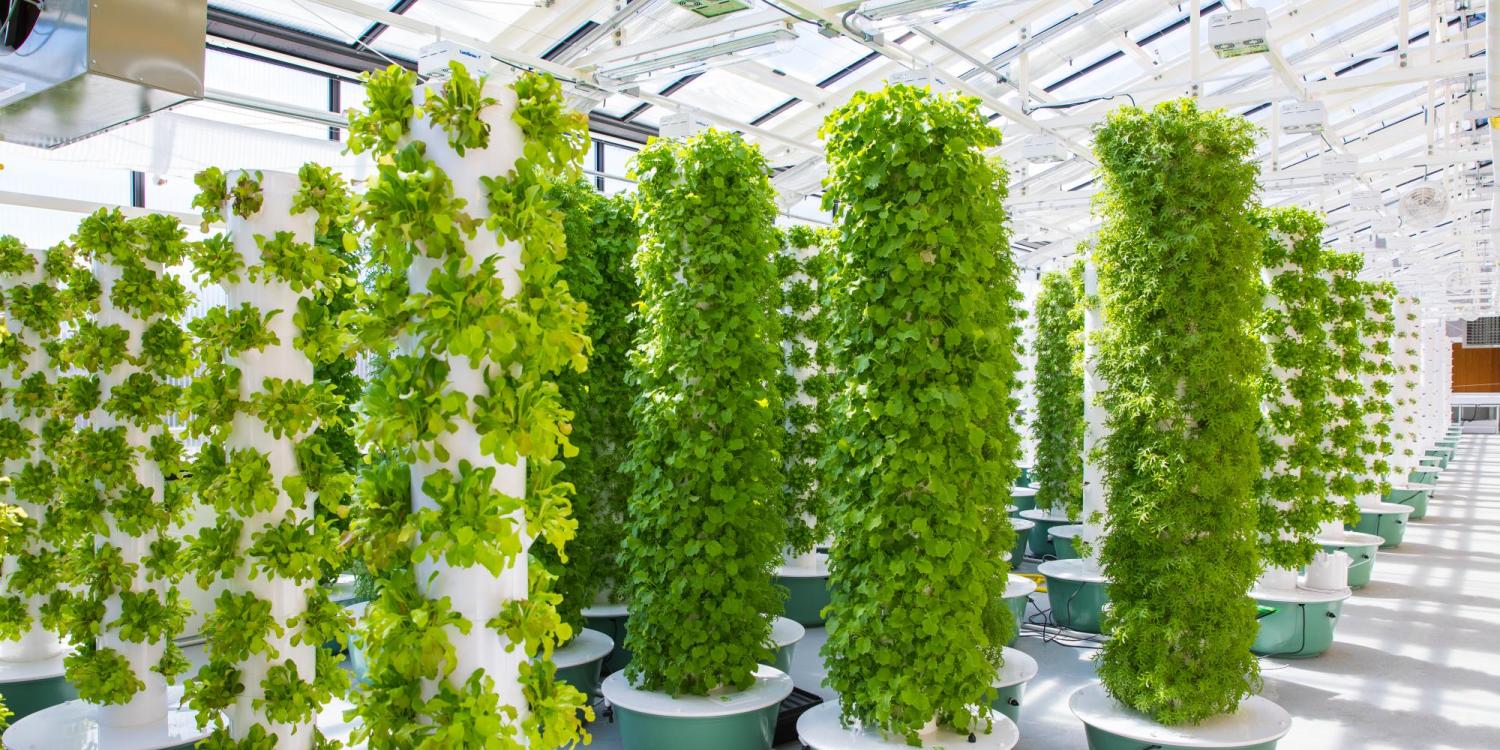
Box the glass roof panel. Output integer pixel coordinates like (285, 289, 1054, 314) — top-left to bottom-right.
(211, 0, 386, 42)
(371, 25, 441, 61)
(754, 32, 870, 85)
(402, 0, 534, 44)
(666, 68, 796, 121)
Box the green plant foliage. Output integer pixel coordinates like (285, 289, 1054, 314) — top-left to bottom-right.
(348, 65, 591, 749)
(1323, 252, 1374, 519)
(1093, 100, 1264, 725)
(423, 62, 498, 155)
(530, 180, 639, 636)
(818, 84, 1020, 740)
(620, 129, 784, 696)
(1032, 260, 1085, 519)
(1252, 207, 1347, 569)
(1361, 282, 1398, 495)
(777, 225, 835, 558)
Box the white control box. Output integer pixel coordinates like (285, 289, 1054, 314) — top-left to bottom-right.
(1322, 153, 1359, 184)
(660, 111, 712, 140)
(1280, 100, 1327, 134)
(419, 41, 488, 79)
(1022, 134, 1068, 164)
(1208, 8, 1270, 58)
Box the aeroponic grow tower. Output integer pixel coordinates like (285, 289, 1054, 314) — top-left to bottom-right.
(182, 168, 348, 748)
(0, 238, 69, 699)
(780, 224, 831, 566)
(64, 210, 194, 729)
(348, 62, 589, 747)
(1388, 296, 1423, 481)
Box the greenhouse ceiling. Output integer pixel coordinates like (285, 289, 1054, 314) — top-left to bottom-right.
(1, 0, 1497, 317)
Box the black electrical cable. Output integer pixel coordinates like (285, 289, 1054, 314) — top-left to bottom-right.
(1022, 92, 1137, 116)
(762, 0, 819, 26)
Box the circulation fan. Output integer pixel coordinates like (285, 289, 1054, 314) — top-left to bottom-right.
(1400, 183, 1450, 228)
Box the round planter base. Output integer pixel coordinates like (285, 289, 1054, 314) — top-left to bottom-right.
(5, 700, 214, 750)
(602, 665, 793, 750)
(1250, 586, 1352, 659)
(1009, 518, 1035, 566)
(1315, 532, 1384, 589)
(583, 603, 631, 675)
(0, 654, 74, 721)
(1351, 503, 1415, 548)
(554, 628, 614, 699)
(990, 646, 1038, 725)
(1048, 523, 1085, 561)
(797, 703, 1019, 749)
(1070, 684, 1291, 750)
(1038, 559, 1111, 635)
(1407, 470, 1438, 486)
(1424, 449, 1451, 469)
(1010, 486, 1037, 514)
(767, 616, 805, 675)
(1019, 508, 1071, 559)
(1384, 485, 1432, 520)
(776, 553, 831, 626)
(1001, 574, 1037, 646)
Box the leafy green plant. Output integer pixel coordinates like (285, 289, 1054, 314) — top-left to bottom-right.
(1093, 99, 1263, 725)
(819, 84, 1020, 740)
(345, 65, 418, 156)
(1032, 260, 1085, 519)
(423, 62, 498, 155)
(619, 129, 785, 697)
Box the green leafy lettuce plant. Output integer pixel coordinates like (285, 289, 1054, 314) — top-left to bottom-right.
(818, 84, 1021, 741)
(1093, 99, 1264, 725)
(347, 64, 591, 750)
(1324, 252, 1374, 516)
(621, 129, 785, 695)
(535, 179, 639, 637)
(1032, 260, 1085, 519)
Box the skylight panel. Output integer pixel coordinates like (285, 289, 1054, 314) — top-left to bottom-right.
(665, 68, 791, 122)
(211, 0, 385, 41)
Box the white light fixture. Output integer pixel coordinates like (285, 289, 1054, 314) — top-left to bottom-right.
(1322, 153, 1359, 185)
(1022, 134, 1068, 164)
(1280, 100, 1327, 134)
(418, 41, 488, 78)
(595, 26, 797, 84)
(854, 0, 1029, 25)
(1207, 9, 1270, 59)
(659, 111, 712, 140)
(1349, 189, 1383, 213)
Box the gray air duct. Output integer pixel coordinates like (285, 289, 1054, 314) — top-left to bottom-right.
(0, 0, 206, 149)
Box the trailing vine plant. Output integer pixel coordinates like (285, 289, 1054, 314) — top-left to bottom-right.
(1253, 207, 1346, 570)
(344, 63, 591, 749)
(621, 129, 785, 695)
(181, 165, 354, 750)
(819, 84, 1021, 741)
(1031, 260, 1085, 520)
(536, 179, 639, 636)
(51, 209, 195, 717)
(778, 225, 835, 558)
(1092, 100, 1264, 725)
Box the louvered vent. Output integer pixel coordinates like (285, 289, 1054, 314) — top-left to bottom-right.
(1464, 317, 1500, 347)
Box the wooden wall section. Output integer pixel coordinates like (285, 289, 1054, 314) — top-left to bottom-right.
(1453, 343, 1500, 393)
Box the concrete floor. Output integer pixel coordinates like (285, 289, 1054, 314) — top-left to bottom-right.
(579, 433, 1500, 749)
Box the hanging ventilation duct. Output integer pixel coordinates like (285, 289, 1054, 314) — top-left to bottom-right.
(0, 0, 206, 149)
